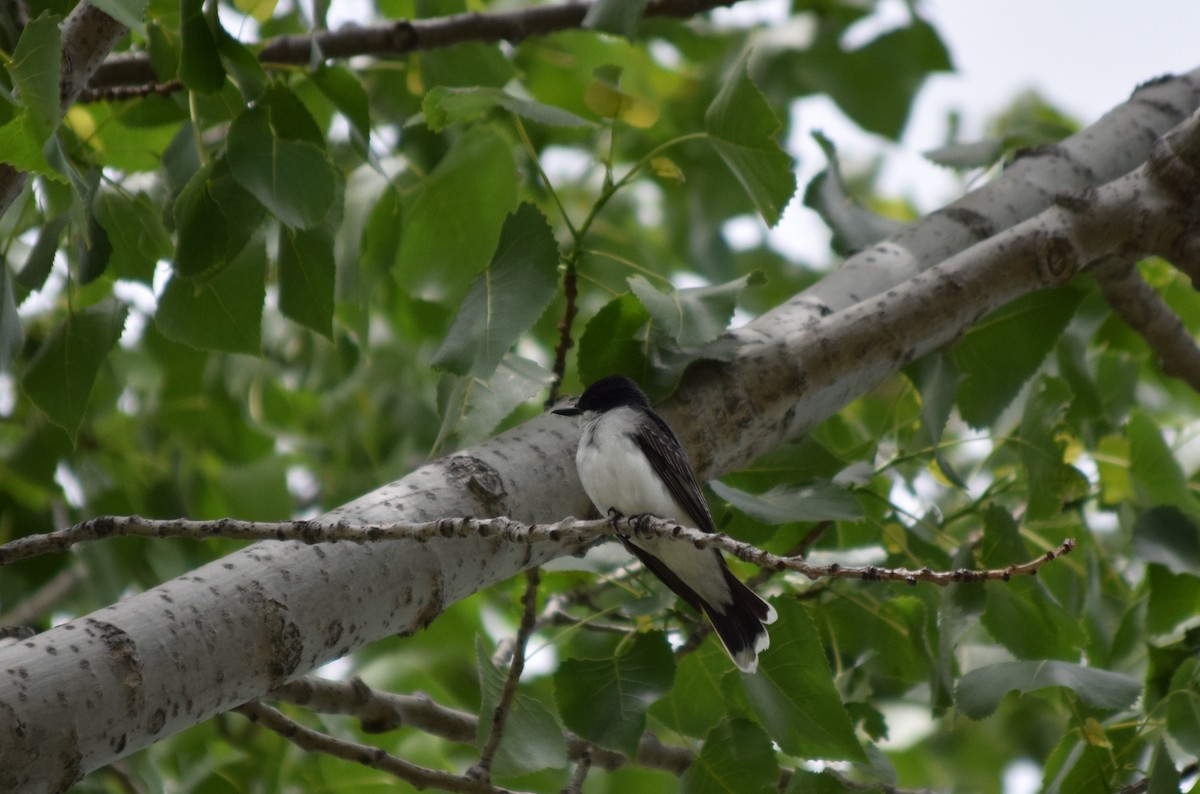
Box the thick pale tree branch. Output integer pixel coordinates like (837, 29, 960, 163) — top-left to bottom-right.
(1094, 259, 1200, 391)
(738, 69, 1200, 342)
(5, 55, 1200, 793)
(84, 0, 739, 96)
(0, 2, 128, 217)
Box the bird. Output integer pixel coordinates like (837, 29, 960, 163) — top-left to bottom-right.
(552, 374, 776, 673)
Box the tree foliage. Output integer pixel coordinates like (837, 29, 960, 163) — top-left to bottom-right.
(1, 0, 1199, 792)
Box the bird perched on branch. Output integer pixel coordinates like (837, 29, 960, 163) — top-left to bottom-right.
(553, 375, 776, 672)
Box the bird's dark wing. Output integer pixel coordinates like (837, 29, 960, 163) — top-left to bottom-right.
(632, 411, 717, 534)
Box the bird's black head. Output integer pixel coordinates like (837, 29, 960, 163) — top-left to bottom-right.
(552, 375, 651, 416)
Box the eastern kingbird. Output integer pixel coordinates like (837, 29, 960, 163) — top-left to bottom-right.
(553, 375, 776, 672)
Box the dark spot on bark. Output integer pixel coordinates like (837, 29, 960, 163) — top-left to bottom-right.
(939, 206, 994, 240)
(147, 708, 167, 734)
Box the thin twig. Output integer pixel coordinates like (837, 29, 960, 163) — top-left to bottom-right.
(549, 261, 578, 405)
(0, 560, 87, 627)
(561, 749, 592, 794)
(268, 674, 691, 775)
(235, 701, 531, 794)
(272, 676, 476, 740)
(0, 514, 1075, 586)
(85, 0, 742, 95)
(470, 568, 541, 782)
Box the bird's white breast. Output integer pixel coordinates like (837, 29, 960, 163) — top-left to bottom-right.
(577, 408, 731, 609)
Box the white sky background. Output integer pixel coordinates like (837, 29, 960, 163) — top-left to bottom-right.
(763, 0, 1200, 264)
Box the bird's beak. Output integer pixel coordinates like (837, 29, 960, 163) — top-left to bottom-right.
(552, 405, 581, 417)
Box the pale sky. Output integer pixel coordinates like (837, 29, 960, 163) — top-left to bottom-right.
(767, 0, 1200, 263)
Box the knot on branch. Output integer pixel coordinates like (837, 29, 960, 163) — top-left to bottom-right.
(1037, 234, 1078, 284)
(1148, 118, 1200, 201)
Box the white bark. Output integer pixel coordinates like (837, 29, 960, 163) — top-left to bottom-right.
(3, 66, 1200, 793)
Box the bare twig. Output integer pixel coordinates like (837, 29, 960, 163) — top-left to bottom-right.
(268, 674, 692, 775)
(548, 261, 578, 405)
(470, 568, 541, 782)
(272, 676, 476, 740)
(85, 0, 741, 97)
(0, 514, 1075, 586)
(234, 701, 532, 794)
(561, 749, 592, 794)
(0, 560, 87, 627)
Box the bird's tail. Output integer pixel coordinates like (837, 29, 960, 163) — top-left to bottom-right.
(701, 566, 777, 674)
(621, 539, 776, 673)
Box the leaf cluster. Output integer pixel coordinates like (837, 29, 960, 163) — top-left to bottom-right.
(0, 0, 1198, 791)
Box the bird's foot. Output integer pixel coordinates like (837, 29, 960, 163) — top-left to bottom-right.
(629, 512, 659, 540)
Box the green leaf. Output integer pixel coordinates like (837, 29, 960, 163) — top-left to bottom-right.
(649, 642, 735, 738)
(227, 105, 336, 229)
(1128, 409, 1200, 519)
(1132, 507, 1200, 576)
(743, 600, 865, 761)
(476, 638, 568, 777)
(21, 301, 129, 440)
(583, 0, 650, 40)
(628, 271, 764, 347)
(80, 209, 113, 285)
(431, 203, 560, 377)
(679, 719, 778, 794)
(950, 288, 1084, 428)
(9, 13, 61, 130)
(95, 190, 173, 283)
(553, 631, 674, 757)
(905, 351, 966, 487)
(157, 242, 265, 354)
(146, 19, 180, 81)
(924, 137, 1005, 170)
(710, 480, 863, 523)
(215, 456, 291, 520)
(179, 0, 225, 93)
(577, 293, 651, 387)
(704, 56, 796, 227)
(309, 66, 372, 153)
(395, 124, 518, 299)
(173, 158, 265, 279)
(0, 267, 22, 371)
(278, 225, 335, 338)
(585, 66, 659, 128)
(91, 0, 148, 32)
(422, 86, 593, 132)
(979, 506, 1085, 660)
(419, 43, 516, 89)
(1019, 376, 1088, 519)
(0, 111, 59, 176)
(14, 214, 67, 295)
(233, 0, 277, 22)
(804, 132, 904, 256)
(1166, 657, 1200, 755)
(956, 661, 1141, 719)
(215, 22, 268, 102)
(772, 19, 952, 140)
(434, 355, 554, 452)
(1148, 741, 1183, 794)
(1146, 565, 1200, 636)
